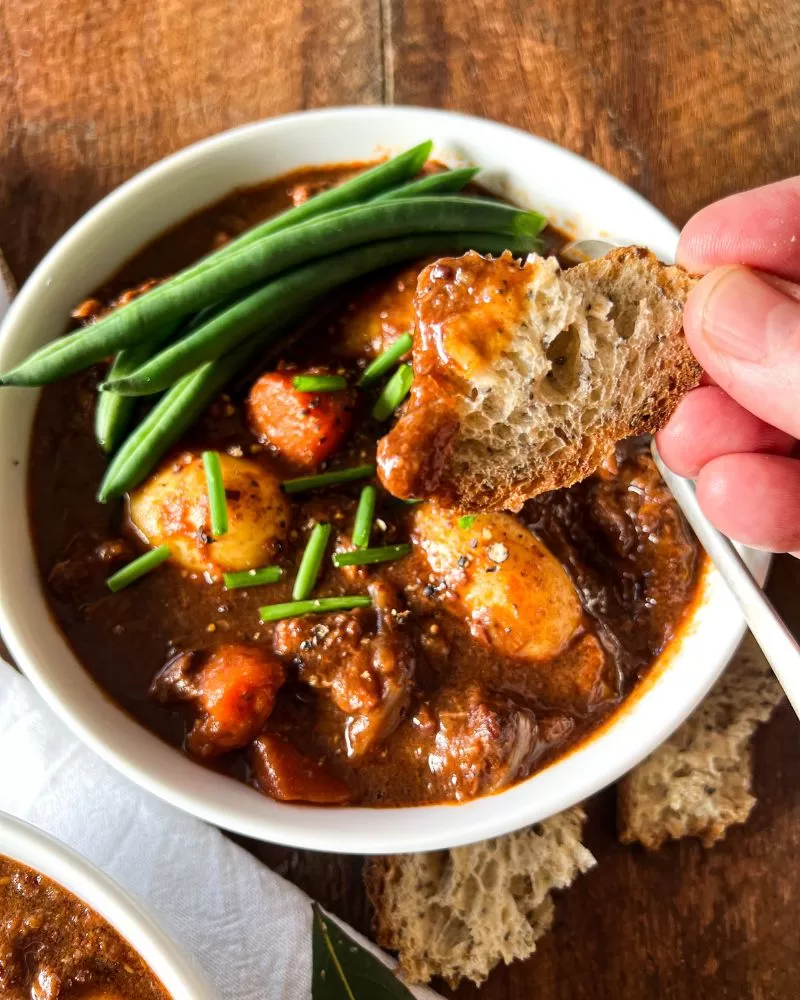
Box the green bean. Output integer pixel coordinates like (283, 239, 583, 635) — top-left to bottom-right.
(372, 363, 413, 421)
(357, 332, 413, 387)
(97, 231, 541, 500)
(95, 344, 153, 454)
(292, 374, 348, 392)
(259, 595, 371, 623)
(292, 522, 332, 601)
(223, 566, 283, 590)
(96, 342, 254, 502)
(352, 485, 377, 548)
(94, 310, 206, 453)
(1, 198, 541, 388)
(332, 544, 411, 568)
(282, 465, 375, 494)
(193, 141, 433, 265)
(374, 166, 480, 201)
(106, 545, 171, 592)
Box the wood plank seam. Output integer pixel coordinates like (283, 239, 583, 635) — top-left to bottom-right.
(379, 0, 395, 104)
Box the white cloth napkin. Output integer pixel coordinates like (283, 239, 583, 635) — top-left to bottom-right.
(0, 659, 439, 1000)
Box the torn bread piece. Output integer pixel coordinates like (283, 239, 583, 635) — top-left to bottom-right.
(365, 806, 595, 987)
(618, 631, 784, 849)
(377, 247, 700, 511)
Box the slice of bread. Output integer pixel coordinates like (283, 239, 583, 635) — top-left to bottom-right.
(365, 806, 595, 987)
(618, 631, 784, 849)
(377, 247, 701, 511)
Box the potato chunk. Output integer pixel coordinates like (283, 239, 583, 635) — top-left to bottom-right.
(333, 261, 425, 360)
(411, 505, 582, 661)
(129, 451, 290, 579)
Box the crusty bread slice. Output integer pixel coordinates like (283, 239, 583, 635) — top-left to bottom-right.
(377, 247, 701, 511)
(365, 806, 595, 987)
(618, 631, 783, 850)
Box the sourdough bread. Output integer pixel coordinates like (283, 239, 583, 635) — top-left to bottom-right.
(377, 247, 700, 511)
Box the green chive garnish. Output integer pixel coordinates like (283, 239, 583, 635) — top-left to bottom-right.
(358, 333, 413, 387)
(223, 566, 283, 590)
(293, 522, 332, 601)
(458, 515, 476, 529)
(352, 485, 377, 548)
(332, 544, 411, 568)
(372, 364, 413, 421)
(106, 545, 171, 592)
(259, 595, 372, 623)
(292, 374, 348, 393)
(202, 451, 228, 537)
(282, 465, 375, 494)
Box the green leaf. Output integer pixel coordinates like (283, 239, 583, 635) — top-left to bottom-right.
(458, 514, 476, 529)
(312, 903, 416, 1000)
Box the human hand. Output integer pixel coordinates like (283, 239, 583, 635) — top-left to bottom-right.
(657, 177, 800, 556)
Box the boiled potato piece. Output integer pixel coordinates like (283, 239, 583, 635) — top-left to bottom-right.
(333, 261, 426, 359)
(129, 452, 290, 580)
(411, 504, 582, 660)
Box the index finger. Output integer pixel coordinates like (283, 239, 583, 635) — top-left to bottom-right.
(678, 176, 800, 282)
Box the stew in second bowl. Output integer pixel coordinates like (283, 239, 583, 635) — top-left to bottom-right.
(0, 854, 171, 1000)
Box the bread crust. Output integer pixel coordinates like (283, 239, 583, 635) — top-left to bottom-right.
(378, 247, 701, 512)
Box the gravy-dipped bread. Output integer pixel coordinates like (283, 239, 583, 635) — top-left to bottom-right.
(378, 247, 700, 511)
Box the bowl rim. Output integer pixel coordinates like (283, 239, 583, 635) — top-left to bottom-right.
(0, 104, 771, 853)
(0, 810, 215, 998)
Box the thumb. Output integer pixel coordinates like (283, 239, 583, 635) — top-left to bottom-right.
(683, 265, 800, 440)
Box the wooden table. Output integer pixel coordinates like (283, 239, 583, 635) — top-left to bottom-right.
(2, 1, 799, 996)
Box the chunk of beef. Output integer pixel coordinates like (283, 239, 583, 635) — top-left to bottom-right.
(273, 581, 415, 757)
(427, 687, 543, 799)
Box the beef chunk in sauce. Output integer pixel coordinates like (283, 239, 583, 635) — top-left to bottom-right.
(274, 582, 415, 758)
(425, 687, 543, 799)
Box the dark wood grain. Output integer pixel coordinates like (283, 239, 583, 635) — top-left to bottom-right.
(1, 1, 799, 996)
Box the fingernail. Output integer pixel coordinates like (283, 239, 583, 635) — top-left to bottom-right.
(690, 265, 799, 363)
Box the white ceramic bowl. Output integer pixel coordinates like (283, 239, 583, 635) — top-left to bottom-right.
(0, 106, 770, 853)
(0, 811, 214, 998)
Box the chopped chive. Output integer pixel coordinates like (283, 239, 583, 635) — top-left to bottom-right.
(259, 595, 372, 623)
(292, 374, 348, 393)
(202, 451, 228, 537)
(106, 545, 171, 592)
(372, 363, 413, 421)
(358, 333, 413, 387)
(292, 522, 332, 601)
(332, 544, 411, 568)
(402, 498, 423, 505)
(282, 464, 375, 494)
(352, 485, 377, 548)
(458, 515, 476, 529)
(223, 566, 283, 590)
